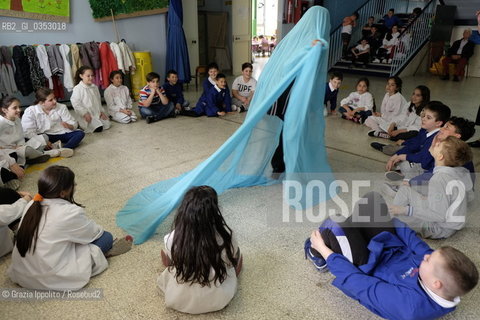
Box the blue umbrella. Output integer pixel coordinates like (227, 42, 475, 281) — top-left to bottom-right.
(166, 0, 191, 83)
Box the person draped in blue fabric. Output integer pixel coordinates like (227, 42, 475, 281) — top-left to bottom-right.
(305, 192, 478, 320)
(116, 6, 336, 244)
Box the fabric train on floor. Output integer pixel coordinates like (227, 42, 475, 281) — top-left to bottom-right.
(116, 6, 336, 244)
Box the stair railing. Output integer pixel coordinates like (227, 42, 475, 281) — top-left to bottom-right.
(389, 0, 436, 75)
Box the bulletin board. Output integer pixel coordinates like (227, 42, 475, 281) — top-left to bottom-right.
(88, 0, 168, 22)
(0, 0, 70, 22)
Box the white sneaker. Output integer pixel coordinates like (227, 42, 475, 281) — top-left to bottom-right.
(59, 148, 74, 158)
(51, 141, 62, 149)
(231, 105, 238, 112)
(381, 59, 387, 64)
(323, 108, 328, 117)
(373, 58, 380, 63)
(387, 58, 392, 64)
(44, 149, 61, 158)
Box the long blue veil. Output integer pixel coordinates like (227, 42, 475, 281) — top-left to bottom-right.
(117, 6, 334, 244)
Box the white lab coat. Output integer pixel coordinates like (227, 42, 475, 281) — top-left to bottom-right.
(109, 42, 124, 72)
(0, 116, 47, 165)
(103, 84, 136, 123)
(59, 44, 74, 92)
(22, 103, 78, 139)
(8, 198, 108, 290)
(340, 91, 374, 112)
(70, 82, 111, 133)
(364, 92, 408, 132)
(35, 45, 53, 89)
(0, 198, 28, 257)
(118, 42, 136, 74)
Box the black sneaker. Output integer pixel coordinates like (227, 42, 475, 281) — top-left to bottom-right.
(145, 116, 154, 124)
(371, 142, 386, 151)
(368, 130, 376, 137)
(26, 154, 50, 165)
(239, 105, 246, 113)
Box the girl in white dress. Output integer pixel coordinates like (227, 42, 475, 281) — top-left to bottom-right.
(158, 186, 243, 314)
(8, 165, 133, 290)
(71, 66, 111, 133)
(104, 70, 137, 123)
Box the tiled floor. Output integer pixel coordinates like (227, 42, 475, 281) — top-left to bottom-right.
(1, 58, 479, 319)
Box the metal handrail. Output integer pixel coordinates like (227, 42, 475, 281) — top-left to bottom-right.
(389, 0, 436, 76)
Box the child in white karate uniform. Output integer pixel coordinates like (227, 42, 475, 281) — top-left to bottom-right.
(8, 165, 133, 290)
(71, 66, 111, 133)
(104, 70, 137, 124)
(0, 96, 59, 167)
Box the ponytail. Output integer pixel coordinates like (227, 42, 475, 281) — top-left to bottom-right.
(16, 195, 44, 257)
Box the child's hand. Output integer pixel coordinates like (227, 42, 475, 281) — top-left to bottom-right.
(388, 205, 407, 216)
(386, 155, 400, 171)
(18, 191, 32, 201)
(100, 112, 108, 120)
(402, 180, 410, 186)
(217, 111, 226, 116)
(374, 112, 381, 117)
(84, 113, 92, 123)
(10, 163, 25, 180)
(156, 88, 165, 96)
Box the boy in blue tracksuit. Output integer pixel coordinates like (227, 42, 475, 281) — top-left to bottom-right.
(305, 192, 478, 320)
(385, 101, 451, 181)
(163, 70, 189, 113)
(194, 73, 232, 117)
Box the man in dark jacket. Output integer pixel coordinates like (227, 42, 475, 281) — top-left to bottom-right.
(441, 29, 475, 81)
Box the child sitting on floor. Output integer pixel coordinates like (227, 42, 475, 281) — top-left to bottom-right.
(104, 70, 137, 124)
(324, 72, 343, 115)
(388, 136, 473, 239)
(138, 72, 175, 124)
(71, 66, 111, 133)
(22, 87, 83, 152)
(305, 192, 478, 320)
(8, 165, 132, 290)
(338, 77, 373, 123)
(0, 96, 60, 167)
(0, 187, 32, 257)
(158, 186, 242, 314)
(231, 62, 257, 113)
(365, 76, 407, 137)
(385, 101, 451, 181)
(191, 74, 232, 117)
(163, 69, 190, 113)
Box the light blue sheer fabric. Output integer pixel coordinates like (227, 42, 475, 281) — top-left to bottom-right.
(117, 6, 335, 244)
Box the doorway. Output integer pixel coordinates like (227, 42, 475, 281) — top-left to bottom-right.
(252, 0, 278, 60)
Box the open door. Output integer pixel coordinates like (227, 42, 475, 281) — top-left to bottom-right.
(232, 0, 252, 75)
(182, 0, 199, 77)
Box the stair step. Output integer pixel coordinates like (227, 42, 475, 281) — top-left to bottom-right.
(330, 65, 391, 77)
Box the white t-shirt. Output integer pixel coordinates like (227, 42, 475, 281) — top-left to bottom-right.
(355, 43, 370, 52)
(232, 76, 257, 98)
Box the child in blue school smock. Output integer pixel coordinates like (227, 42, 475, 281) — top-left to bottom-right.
(186, 74, 232, 117)
(304, 192, 478, 320)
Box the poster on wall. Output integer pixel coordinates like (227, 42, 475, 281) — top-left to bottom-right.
(0, 0, 70, 22)
(88, 0, 168, 22)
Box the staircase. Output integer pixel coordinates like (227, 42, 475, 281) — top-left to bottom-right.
(328, 0, 437, 77)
